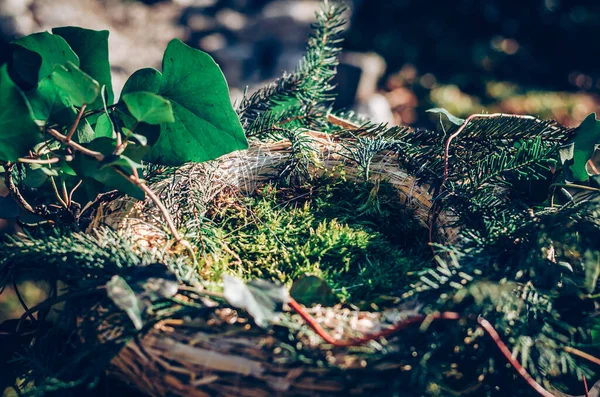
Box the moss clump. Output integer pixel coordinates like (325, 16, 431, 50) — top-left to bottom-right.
(199, 175, 431, 302)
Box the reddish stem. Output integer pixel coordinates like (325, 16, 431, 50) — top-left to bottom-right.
(66, 104, 87, 141)
(289, 299, 554, 397)
(477, 317, 554, 397)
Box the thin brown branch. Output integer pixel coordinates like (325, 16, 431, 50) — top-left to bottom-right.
(289, 297, 461, 347)
(477, 317, 554, 397)
(66, 104, 87, 141)
(17, 157, 61, 165)
(564, 346, 600, 367)
(46, 128, 104, 162)
(289, 299, 554, 397)
(3, 162, 36, 214)
(68, 179, 83, 206)
(111, 167, 182, 242)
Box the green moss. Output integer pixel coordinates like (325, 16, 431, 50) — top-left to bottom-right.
(199, 176, 431, 302)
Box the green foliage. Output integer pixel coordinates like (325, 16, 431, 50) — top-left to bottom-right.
(290, 275, 337, 306)
(6, 2, 600, 396)
(145, 39, 248, 165)
(0, 65, 41, 161)
(237, 0, 346, 132)
(53, 27, 114, 107)
(0, 27, 247, 224)
(122, 91, 174, 125)
(205, 180, 430, 301)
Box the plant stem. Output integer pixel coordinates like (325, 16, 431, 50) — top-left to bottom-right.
(3, 162, 36, 214)
(47, 128, 104, 161)
(111, 167, 183, 243)
(17, 157, 62, 165)
(288, 299, 554, 397)
(47, 127, 190, 251)
(66, 104, 87, 141)
(564, 346, 600, 366)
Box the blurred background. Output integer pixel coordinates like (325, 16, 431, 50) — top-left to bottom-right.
(1, 0, 600, 319)
(2, 0, 600, 132)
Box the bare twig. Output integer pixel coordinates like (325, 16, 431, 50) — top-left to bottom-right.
(68, 179, 83, 206)
(3, 162, 36, 214)
(564, 346, 600, 367)
(17, 157, 61, 165)
(66, 104, 87, 141)
(289, 299, 554, 397)
(47, 128, 104, 161)
(13, 279, 37, 324)
(49, 176, 69, 209)
(477, 317, 554, 397)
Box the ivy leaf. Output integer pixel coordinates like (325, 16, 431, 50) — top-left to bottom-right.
(290, 275, 338, 307)
(223, 275, 289, 328)
(52, 62, 100, 107)
(26, 74, 95, 143)
(0, 65, 42, 162)
(52, 27, 114, 108)
(122, 91, 174, 125)
(11, 32, 79, 81)
(147, 39, 248, 165)
(427, 108, 465, 126)
(121, 68, 162, 97)
(568, 113, 600, 182)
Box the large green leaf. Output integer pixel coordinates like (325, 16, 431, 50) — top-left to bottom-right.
(52, 62, 100, 107)
(11, 32, 79, 81)
(26, 71, 95, 143)
(147, 39, 248, 165)
(122, 91, 174, 125)
(121, 68, 162, 97)
(568, 113, 600, 182)
(0, 65, 42, 162)
(53, 27, 114, 108)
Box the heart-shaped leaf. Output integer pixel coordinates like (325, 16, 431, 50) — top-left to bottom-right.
(0, 65, 42, 161)
(11, 32, 79, 81)
(26, 74, 95, 143)
(122, 91, 174, 125)
(106, 275, 146, 331)
(53, 27, 113, 108)
(94, 113, 115, 138)
(147, 39, 248, 165)
(7, 45, 42, 89)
